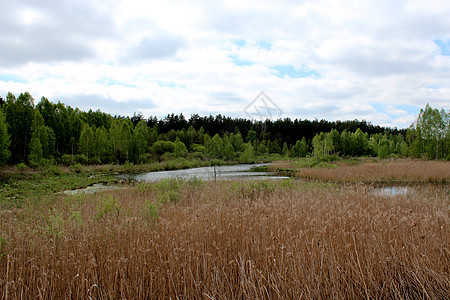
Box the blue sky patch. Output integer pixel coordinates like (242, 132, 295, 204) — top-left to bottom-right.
(229, 55, 254, 66)
(372, 103, 419, 118)
(0, 74, 27, 83)
(434, 39, 450, 55)
(97, 78, 135, 88)
(256, 40, 271, 50)
(272, 65, 320, 78)
(156, 81, 186, 89)
(231, 39, 246, 47)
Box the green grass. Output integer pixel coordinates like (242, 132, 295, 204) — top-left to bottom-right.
(0, 169, 118, 208)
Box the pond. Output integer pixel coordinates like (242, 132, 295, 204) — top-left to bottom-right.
(60, 183, 121, 195)
(118, 163, 290, 182)
(372, 186, 411, 197)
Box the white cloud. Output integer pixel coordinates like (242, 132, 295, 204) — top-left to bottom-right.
(0, 0, 449, 129)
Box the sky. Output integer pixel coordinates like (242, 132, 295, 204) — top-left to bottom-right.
(0, 0, 449, 129)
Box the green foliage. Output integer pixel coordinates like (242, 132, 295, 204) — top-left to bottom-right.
(95, 126, 110, 163)
(79, 123, 95, 160)
(4, 92, 34, 163)
(96, 195, 120, 221)
(1, 93, 448, 166)
(416, 104, 449, 159)
(0, 233, 6, 258)
(208, 134, 224, 159)
(295, 156, 340, 168)
(46, 211, 65, 238)
(142, 200, 160, 223)
(44, 165, 63, 176)
(28, 136, 43, 167)
(16, 162, 27, 170)
(70, 163, 83, 173)
(0, 109, 11, 164)
(151, 140, 175, 155)
(174, 137, 188, 157)
(239, 142, 255, 163)
(232, 180, 276, 200)
(291, 137, 308, 158)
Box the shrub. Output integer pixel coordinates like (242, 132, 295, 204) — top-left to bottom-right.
(16, 162, 27, 170)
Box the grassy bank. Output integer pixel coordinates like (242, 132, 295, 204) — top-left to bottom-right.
(0, 157, 250, 208)
(1, 178, 448, 298)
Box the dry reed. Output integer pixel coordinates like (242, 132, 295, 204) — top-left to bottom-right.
(0, 179, 449, 299)
(295, 159, 450, 183)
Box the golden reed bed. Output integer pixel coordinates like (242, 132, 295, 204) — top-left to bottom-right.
(1, 179, 449, 299)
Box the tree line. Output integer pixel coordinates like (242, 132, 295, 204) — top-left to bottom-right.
(0, 92, 448, 166)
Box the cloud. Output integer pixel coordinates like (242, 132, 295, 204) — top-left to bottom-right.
(0, 0, 449, 129)
(122, 32, 186, 63)
(0, 0, 116, 66)
(63, 94, 156, 117)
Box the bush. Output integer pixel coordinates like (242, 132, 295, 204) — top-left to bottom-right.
(161, 152, 175, 161)
(70, 163, 83, 173)
(59, 154, 73, 166)
(16, 163, 27, 170)
(44, 165, 63, 176)
(73, 154, 88, 165)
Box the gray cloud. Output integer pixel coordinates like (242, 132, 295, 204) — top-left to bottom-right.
(64, 94, 155, 117)
(0, 0, 116, 67)
(123, 32, 185, 63)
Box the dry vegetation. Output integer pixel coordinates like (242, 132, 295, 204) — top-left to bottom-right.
(1, 178, 449, 299)
(293, 159, 450, 183)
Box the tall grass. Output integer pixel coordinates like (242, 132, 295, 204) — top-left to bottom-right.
(1, 179, 448, 298)
(293, 159, 450, 183)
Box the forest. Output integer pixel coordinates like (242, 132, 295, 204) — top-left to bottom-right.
(0, 91, 449, 167)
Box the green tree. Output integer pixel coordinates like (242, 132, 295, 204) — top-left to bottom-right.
(416, 104, 449, 159)
(95, 126, 110, 163)
(4, 92, 34, 162)
(282, 142, 289, 156)
(28, 136, 43, 166)
(377, 135, 391, 159)
(150, 140, 175, 155)
(352, 128, 369, 156)
(119, 120, 132, 161)
(222, 134, 235, 160)
(291, 137, 308, 157)
(246, 130, 257, 143)
(134, 120, 148, 162)
(109, 119, 121, 158)
(209, 134, 224, 159)
(230, 131, 244, 154)
(28, 110, 55, 165)
(340, 130, 352, 156)
(239, 142, 255, 163)
(174, 137, 188, 157)
(186, 125, 197, 149)
(312, 132, 325, 158)
(79, 123, 95, 161)
(0, 109, 11, 164)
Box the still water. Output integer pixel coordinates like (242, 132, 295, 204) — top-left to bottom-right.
(372, 186, 411, 197)
(118, 163, 289, 182)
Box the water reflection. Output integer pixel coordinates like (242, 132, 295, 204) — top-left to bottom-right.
(118, 163, 289, 182)
(61, 183, 120, 195)
(373, 186, 411, 197)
